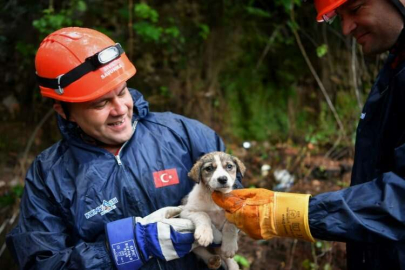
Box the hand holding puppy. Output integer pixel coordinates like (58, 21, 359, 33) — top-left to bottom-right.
(212, 188, 315, 242)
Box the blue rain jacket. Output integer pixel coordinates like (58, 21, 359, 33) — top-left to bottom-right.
(309, 49, 405, 269)
(6, 89, 232, 269)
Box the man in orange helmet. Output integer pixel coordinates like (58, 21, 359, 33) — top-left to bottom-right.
(6, 27, 241, 270)
(213, 0, 405, 269)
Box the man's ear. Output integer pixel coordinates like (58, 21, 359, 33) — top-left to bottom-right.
(53, 102, 67, 120)
(53, 102, 75, 122)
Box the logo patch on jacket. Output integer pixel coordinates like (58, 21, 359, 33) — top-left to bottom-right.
(85, 197, 118, 219)
(153, 168, 179, 188)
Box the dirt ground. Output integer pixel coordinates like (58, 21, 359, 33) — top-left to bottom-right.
(237, 234, 347, 270)
(0, 129, 352, 269)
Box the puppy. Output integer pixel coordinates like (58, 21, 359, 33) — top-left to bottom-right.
(180, 151, 246, 270)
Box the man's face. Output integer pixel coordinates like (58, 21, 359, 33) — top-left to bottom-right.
(69, 82, 134, 146)
(337, 0, 404, 55)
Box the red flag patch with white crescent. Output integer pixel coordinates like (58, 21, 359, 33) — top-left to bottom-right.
(153, 168, 180, 188)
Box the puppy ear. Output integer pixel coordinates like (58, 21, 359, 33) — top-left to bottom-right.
(188, 159, 203, 183)
(232, 156, 246, 177)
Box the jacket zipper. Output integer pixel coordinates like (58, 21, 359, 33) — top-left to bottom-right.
(115, 120, 138, 166)
(115, 155, 122, 165)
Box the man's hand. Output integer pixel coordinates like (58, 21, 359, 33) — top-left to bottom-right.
(212, 189, 314, 242)
(135, 207, 197, 261)
(106, 207, 222, 270)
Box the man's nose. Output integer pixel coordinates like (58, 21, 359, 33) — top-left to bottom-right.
(341, 16, 356, 36)
(111, 98, 127, 115)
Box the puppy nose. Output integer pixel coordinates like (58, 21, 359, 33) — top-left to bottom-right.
(218, 176, 228, 184)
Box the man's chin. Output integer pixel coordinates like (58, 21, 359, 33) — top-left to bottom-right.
(361, 42, 392, 56)
(102, 131, 134, 147)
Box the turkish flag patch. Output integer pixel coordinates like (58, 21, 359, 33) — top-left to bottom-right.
(153, 168, 180, 188)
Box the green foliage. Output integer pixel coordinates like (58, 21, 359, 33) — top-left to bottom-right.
(318, 102, 337, 139)
(159, 86, 171, 97)
(302, 102, 336, 145)
(13, 185, 24, 198)
(133, 21, 162, 42)
(302, 259, 317, 270)
(2, 0, 373, 162)
(316, 44, 328, 58)
(76, 1, 87, 12)
(32, 1, 87, 36)
(335, 90, 360, 138)
(135, 3, 159, 23)
(245, 7, 271, 18)
(0, 185, 24, 207)
(198, 24, 210, 40)
(15, 42, 36, 58)
(275, 0, 301, 13)
(223, 72, 291, 141)
(287, 20, 300, 31)
(133, 3, 183, 44)
(15, 42, 36, 65)
(219, 5, 310, 142)
(234, 254, 250, 268)
(323, 264, 332, 270)
(337, 180, 350, 188)
(33, 11, 73, 34)
(164, 26, 180, 38)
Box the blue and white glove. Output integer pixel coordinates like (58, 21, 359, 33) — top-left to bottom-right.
(105, 207, 221, 270)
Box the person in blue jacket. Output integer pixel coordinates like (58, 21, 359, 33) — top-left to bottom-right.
(212, 0, 405, 269)
(6, 27, 238, 269)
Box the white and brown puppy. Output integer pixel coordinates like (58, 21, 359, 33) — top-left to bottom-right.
(181, 152, 246, 270)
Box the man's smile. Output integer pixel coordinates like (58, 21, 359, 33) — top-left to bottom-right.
(108, 118, 125, 127)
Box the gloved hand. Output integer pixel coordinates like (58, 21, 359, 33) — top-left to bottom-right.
(212, 188, 315, 242)
(106, 207, 222, 270)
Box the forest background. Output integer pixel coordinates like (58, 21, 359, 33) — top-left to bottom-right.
(0, 0, 386, 269)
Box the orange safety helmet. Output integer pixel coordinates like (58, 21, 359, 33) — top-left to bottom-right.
(35, 27, 136, 102)
(314, 0, 347, 22)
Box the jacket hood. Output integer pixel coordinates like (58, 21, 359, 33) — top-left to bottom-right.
(56, 88, 149, 141)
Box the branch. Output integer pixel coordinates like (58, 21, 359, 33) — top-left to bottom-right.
(286, 239, 298, 270)
(289, 8, 346, 138)
(351, 38, 363, 110)
(20, 108, 54, 181)
(128, 0, 134, 59)
(255, 26, 281, 71)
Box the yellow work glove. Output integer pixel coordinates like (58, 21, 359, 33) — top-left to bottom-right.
(212, 188, 315, 242)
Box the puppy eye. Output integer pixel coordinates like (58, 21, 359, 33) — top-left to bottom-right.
(226, 164, 233, 170)
(204, 165, 214, 172)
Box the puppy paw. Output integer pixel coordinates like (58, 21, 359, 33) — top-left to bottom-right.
(225, 258, 240, 270)
(208, 255, 222, 269)
(221, 242, 238, 258)
(194, 226, 213, 247)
